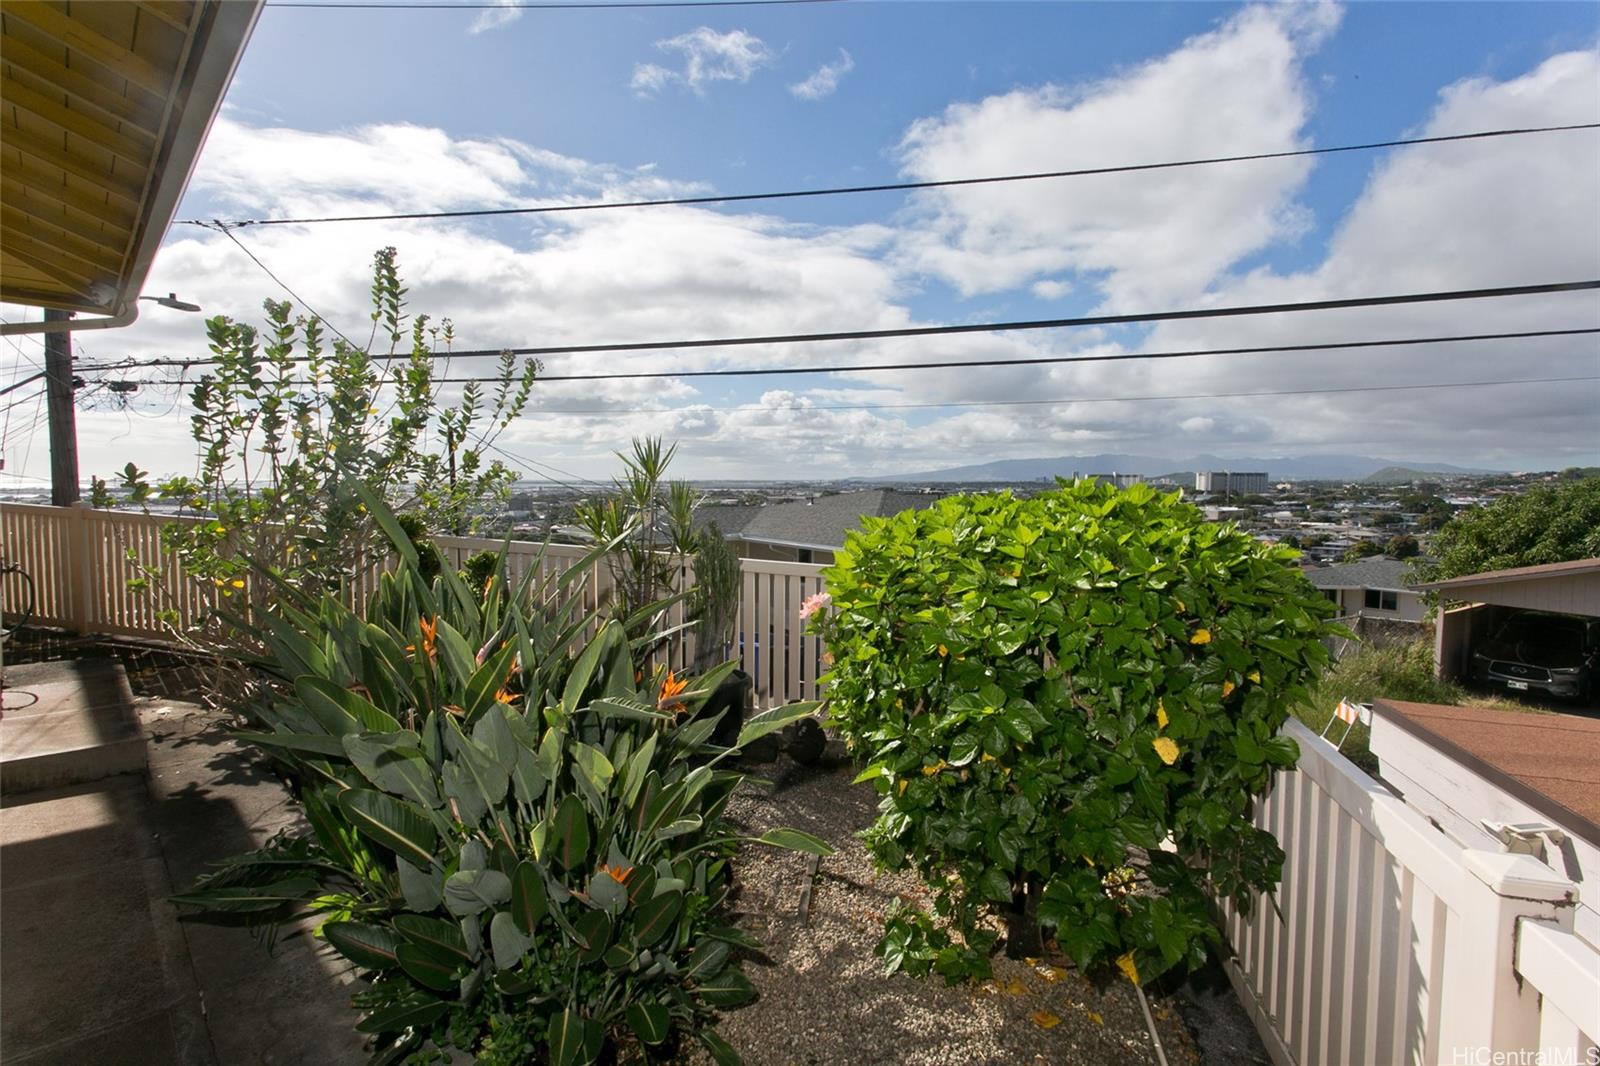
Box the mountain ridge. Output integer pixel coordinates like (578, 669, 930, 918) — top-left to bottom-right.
(858, 453, 1497, 483)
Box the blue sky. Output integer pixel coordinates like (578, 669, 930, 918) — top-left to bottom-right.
(4, 1, 1597, 484)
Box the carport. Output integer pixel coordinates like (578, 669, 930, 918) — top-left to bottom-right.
(1420, 558, 1600, 695)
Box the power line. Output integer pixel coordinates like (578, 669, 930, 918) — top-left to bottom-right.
(181, 123, 1600, 229)
(512, 374, 1600, 416)
(210, 224, 363, 349)
(427, 326, 1600, 383)
(79, 282, 1600, 374)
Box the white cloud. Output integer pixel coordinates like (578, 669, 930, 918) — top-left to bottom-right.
(789, 49, 854, 101)
(630, 28, 774, 96)
(1031, 279, 1072, 300)
(894, 3, 1341, 307)
(467, 0, 521, 35)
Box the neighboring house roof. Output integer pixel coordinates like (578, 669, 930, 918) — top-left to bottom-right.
(736, 490, 939, 551)
(0, 1, 262, 322)
(1415, 557, 1600, 591)
(1304, 557, 1417, 593)
(693, 503, 763, 539)
(1374, 699, 1600, 846)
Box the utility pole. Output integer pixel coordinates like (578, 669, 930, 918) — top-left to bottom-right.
(43, 308, 79, 506)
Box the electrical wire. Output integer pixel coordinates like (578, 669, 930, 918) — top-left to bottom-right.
(76, 283, 1600, 374)
(209, 224, 363, 349)
(181, 123, 1600, 229)
(515, 374, 1600, 417)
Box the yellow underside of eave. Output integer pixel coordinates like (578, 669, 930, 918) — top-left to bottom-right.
(0, 0, 203, 314)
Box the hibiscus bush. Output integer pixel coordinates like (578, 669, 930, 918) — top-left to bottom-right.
(814, 481, 1341, 985)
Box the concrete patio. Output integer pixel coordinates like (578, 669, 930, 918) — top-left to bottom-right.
(0, 657, 363, 1065)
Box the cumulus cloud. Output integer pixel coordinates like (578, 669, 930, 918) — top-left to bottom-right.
(630, 28, 774, 96)
(894, 3, 1341, 307)
(467, 0, 521, 35)
(789, 49, 854, 101)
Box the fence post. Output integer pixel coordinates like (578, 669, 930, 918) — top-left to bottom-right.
(64, 502, 96, 634)
(1437, 850, 1577, 1061)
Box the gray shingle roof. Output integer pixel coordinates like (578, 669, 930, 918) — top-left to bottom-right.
(737, 490, 939, 550)
(692, 503, 763, 538)
(1304, 557, 1417, 592)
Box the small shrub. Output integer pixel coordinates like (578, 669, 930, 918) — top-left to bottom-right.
(814, 481, 1341, 985)
(175, 490, 827, 1064)
(461, 549, 499, 595)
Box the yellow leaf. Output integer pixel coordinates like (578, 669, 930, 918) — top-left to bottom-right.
(1175, 598, 1185, 614)
(1153, 736, 1180, 766)
(1222, 680, 1236, 698)
(1087, 1010, 1104, 1025)
(922, 760, 948, 776)
(230, 579, 245, 589)
(897, 779, 908, 796)
(1189, 628, 1211, 645)
(1248, 669, 1261, 683)
(1039, 964, 1069, 983)
(1031, 1010, 1061, 1030)
(937, 644, 949, 657)
(1156, 700, 1169, 729)
(1002, 978, 1027, 996)
(1117, 951, 1141, 986)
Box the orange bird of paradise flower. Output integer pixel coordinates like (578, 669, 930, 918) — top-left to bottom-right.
(407, 615, 440, 661)
(658, 671, 690, 713)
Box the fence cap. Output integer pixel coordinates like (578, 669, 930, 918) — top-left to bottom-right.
(1463, 849, 1577, 903)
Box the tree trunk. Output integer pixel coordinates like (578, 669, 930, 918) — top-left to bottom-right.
(1004, 874, 1043, 959)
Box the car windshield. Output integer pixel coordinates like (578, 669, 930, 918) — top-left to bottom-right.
(1491, 616, 1584, 660)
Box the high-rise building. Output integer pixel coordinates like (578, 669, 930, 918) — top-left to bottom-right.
(1195, 471, 1269, 494)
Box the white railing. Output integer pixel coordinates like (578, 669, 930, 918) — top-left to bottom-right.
(1220, 719, 1593, 1066)
(1, 503, 828, 708)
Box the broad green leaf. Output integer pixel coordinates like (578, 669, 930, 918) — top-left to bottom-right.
(444, 868, 512, 917)
(489, 910, 533, 971)
(342, 731, 442, 808)
(736, 702, 821, 748)
(632, 889, 682, 947)
(398, 858, 443, 911)
(337, 789, 437, 870)
(571, 909, 613, 964)
(548, 1009, 602, 1066)
(355, 994, 445, 1035)
(511, 860, 548, 934)
(232, 731, 349, 757)
(393, 914, 470, 961)
(684, 939, 730, 980)
(753, 828, 834, 856)
(396, 942, 458, 991)
(551, 794, 591, 871)
(697, 1028, 742, 1066)
(626, 1002, 670, 1046)
(697, 964, 756, 1007)
(321, 920, 399, 970)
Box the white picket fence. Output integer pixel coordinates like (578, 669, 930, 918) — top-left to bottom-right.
(1220, 719, 1599, 1066)
(0, 502, 828, 708)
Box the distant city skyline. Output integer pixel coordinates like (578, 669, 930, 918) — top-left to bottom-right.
(2, 1, 1596, 485)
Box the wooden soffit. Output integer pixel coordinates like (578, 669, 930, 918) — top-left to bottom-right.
(1, 0, 262, 316)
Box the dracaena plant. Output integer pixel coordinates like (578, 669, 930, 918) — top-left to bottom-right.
(811, 481, 1343, 988)
(174, 488, 828, 1066)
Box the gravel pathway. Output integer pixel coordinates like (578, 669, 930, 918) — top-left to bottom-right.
(700, 750, 1204, 1066)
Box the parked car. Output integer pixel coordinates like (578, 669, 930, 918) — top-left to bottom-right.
(1471, 611, 1599, 702)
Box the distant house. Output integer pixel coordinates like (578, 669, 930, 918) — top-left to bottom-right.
(705, 490, 939, 564)
(1304, 556, 1425, 622)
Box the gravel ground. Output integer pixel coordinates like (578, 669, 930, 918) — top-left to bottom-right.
(694, 749, 1205, 1066)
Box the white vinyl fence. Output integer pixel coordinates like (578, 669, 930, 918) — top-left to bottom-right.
(0, 502, 828, 708)
(1220, 719, 1598, 1066)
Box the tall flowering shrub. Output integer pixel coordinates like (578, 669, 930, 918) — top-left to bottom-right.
(811, 481, 1341, 984)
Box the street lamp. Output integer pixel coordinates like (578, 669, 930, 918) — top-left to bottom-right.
(139, 293, 202, 313)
